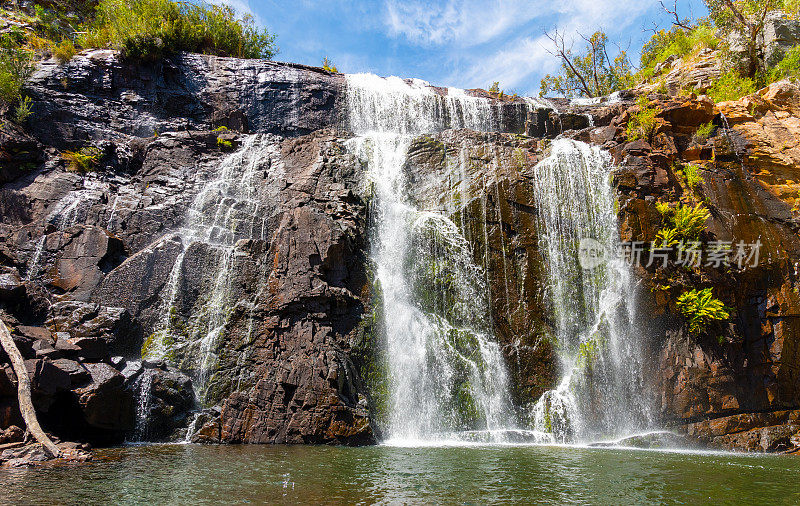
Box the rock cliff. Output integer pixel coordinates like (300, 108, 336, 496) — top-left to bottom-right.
(2, 49, 800, 452)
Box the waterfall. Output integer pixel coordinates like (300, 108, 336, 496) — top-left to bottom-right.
(136, 135, 280, 438)
(345, 74, 524, 442)
(530, 139, 654, 443)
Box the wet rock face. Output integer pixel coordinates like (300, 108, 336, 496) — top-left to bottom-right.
(126, 361, 195, 441)
(26, 51, 345, 146)
(204, 132, 374, 445)
(401, 130, 557, 407)
(590, 82, 800, 451)
(4, 49, 800, 452)
(1, 51, 376, 445)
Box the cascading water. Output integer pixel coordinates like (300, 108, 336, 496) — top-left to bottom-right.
(530, 139, 654, 443)
(345, 74, 525, 443)
(135, 135, 280, 439)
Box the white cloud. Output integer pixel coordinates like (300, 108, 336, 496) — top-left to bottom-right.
(407, 0, 658, 94)
(384, 0, 554, 47)
(447, 35, 556, 95)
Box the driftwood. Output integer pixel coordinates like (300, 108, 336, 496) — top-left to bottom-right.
(0, 320, 60, 458)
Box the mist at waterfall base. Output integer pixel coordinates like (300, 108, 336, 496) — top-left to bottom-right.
(344, 73, 657, 447)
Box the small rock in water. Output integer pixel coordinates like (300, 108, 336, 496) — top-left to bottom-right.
(589, 431, 691, 449)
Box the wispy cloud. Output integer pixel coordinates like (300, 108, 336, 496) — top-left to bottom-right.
(385, 0, 658, 93)
(219, 0, 704, 96)
(384, 0, 554, 46)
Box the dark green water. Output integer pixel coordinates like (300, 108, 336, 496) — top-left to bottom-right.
(2, 444, 799, 504)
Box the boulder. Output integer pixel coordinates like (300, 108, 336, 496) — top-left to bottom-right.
(50, 358, 90, 385)
(0, 425, 23, 444)
(0, 270, 24, 300)
(129, 363, 195, 441)
(46, 301, 137, 356)
(32, 339, 61, 359)
(48, 226, 125, 301)
(73, 362, 135, 431)
(25, 358, 71, 398)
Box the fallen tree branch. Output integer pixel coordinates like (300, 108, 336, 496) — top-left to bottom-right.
(0, 320, 60, 458)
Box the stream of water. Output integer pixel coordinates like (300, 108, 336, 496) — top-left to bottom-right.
(344, 74, 653, 445)
(529, 139, 653, 443)
(345, 74, 521, 443)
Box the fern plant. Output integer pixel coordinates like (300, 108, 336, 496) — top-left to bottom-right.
(676, 288, 730, 334)
(683, 164, 704, 189)
(693, 122, 715, 143)
(62, 146, 101, 172)
(655, 203, 710, 246)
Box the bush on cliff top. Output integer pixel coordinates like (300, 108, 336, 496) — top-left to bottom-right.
(640, 23, 720, 81)
(770, 45, 800, 82)
(706, 71, 756, 102)
(0, 31, 34, 105)
(81, 0, 277, 61)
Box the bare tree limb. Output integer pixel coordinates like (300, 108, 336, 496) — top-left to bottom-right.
(544, 29, 592, 97)
(643, 20, 660, 37)
(579, 31, 601, 96)
(0, 320, 60, 458)
(660, 0, 693, 30)
(720, 0, 751, 31)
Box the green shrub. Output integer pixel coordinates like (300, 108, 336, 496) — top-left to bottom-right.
(53, 39, 77, 63)
(676, 288, 730, 335)
(62, 147, 101, 172)
(707, 72, 756, 102)
(0, 33, 34, 104)
(488, 81, 500, 93)
(640, 27, 691, 70)
(693, 122, 716, 143)
(683, 164, 704, 189)
(770, 45, 800, 82)
(656, 203, 710, 246)
(322, 56, 338, 73)
(87, 0, 277, 61)
(639, 23, 720, 84)
(687, 24, 720, 52)
(14, 95, 32, 123)
(655, 201, 672, 216)
(626, 95, 659, 141)
(216, 136, 233, 149)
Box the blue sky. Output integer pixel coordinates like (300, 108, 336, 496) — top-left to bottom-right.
(217, 0, 707, 96)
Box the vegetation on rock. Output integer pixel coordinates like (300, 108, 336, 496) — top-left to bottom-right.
(656, 203, 711, 246)
(0, 31, 34, 111)
(770, 44, 800, 81)
(693, 122, 716, 143)
(626, 96, 660, 141)
(322, 56, 339, 73)
(84, 0, 277, 61)
(540, 30, 633, 98)
(62, 146, 101, 172)
(1, 1, 277, 65)
(676, 288, 730, 335)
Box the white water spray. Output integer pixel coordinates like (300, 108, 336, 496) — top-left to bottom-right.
(530, 139, 654, 443)
(136, 135, 280, 439)
(345, 74, 528, 443)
